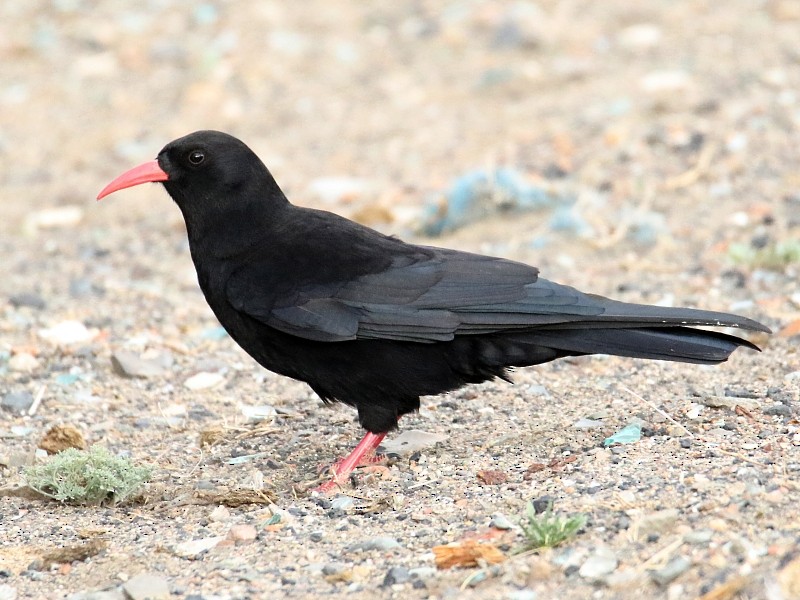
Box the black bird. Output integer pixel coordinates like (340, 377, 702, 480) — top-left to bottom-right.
(98, 130, 770, 491)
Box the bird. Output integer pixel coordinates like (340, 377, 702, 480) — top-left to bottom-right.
(98, 130, 770, 492)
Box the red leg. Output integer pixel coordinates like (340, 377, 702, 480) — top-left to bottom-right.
(313, 430, 387, 494)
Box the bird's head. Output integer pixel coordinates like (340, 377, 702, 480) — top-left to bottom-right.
(97, 131, 286, 231)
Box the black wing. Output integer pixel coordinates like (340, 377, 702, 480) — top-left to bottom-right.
(225, 244, 768, 344)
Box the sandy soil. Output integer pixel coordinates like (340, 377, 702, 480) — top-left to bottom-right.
(1, 2, 798, 599)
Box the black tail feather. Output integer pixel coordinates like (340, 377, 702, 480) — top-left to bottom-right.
(515, 326, 759, 365)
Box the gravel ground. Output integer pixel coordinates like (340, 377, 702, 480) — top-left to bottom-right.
(1, 2, 799, 599)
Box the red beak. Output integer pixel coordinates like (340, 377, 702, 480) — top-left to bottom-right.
(96, 160, 170, 200)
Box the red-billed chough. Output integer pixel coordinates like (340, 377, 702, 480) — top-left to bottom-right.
(98, 130, 770, 492)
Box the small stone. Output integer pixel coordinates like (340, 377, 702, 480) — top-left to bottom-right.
(240, 404, 277, 422)
(184, 372, 224, 390)
(700, 395, 759, 411)
(173, 536, 224, 558)
(679, 438, 692, 449)
(381, 430, 447, 455)
(579, 547, 618, 582)
(348, 536, 400, 552)
(227, 524, 257, 543)
(8, 353, 39, 373)
(382, 566, 410, 586)
(490, 514, 514, 530)
(631, 508, 680, 540)
(649, 556, 691, 586)
(111, 350, 170, 379)
(683, 529, 713, 545)
(209, 506, 230, 522)
(477, 469, 509, 485)
(573, 418, 604, 429)
(0, 584, 16, 600)
(322, 562, 347, 576)
(763, 404, 792, 417)
(66, 591, 125, 600)
(39, 321, 96, 345)
(1, 392, 34, 414)
(640, 70, 691, 94)
(531, 496, 554, 514)
(122, 573, 170, 600)
(24, 206, 84, 232)
(506, 591, 536, 600)
(309, 531, 324, 542)
(617, 24, 662, 50)
(409, 567, 436, 580)
(330, 495, 354, 511)
(9, 292, 46, 310)
(606, 569, 647, 590)
(307, 177, 368, 204)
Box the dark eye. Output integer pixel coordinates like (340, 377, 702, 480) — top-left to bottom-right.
(188, 150, 205, 165)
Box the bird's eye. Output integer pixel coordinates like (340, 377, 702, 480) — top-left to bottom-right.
(188, 150, 205, 165)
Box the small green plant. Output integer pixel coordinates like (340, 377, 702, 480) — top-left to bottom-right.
(519, 502, 586, 549)
(729, 240, 800, 270)
(23, 445, 152, 506)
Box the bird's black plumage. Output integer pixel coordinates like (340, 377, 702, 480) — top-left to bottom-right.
(102, 130, 769, 435)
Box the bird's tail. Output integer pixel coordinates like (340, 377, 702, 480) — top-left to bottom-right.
(517, 326, 758, 364)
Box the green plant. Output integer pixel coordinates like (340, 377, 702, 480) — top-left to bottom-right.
(23, 446, 152, 506)
(729, 240, 800, 270)
(519, 502, 586, 549)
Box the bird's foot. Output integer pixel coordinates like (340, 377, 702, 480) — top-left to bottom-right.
(312, 430, 387, 494)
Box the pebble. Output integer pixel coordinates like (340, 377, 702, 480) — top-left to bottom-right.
(173, 536, 225, 558)
(606, 569, 646, 590)
(183, 372, 225, 390)
(409, 567, 436, 580)
(573, 418, 604, 429)
(0, 585, 16, 600)
(111, 350, 169, 379)
(122, 573, 170, 600)
(8, 352, 39, 372)
(381, 430, 447, 455)
(209, 506, 230, 522)
(23, 205, 84, 232)
(382, 566, 410, 586)
(348, 536, 400, 552)
(240, 404, 277, 422)
(763, 404, 792, 417)
(39, 320, 96, 345)
(227, 524, 258, 543)
(330, 495, 355, 511)
(640, 70, 691, 94)
(307, 177, 368, 204)
(632, 508, 680, 540)
(2, 391, 34, 413)
(321, 562, 348, 576)
(578, 547, 618, 582)
(649, 556, 691, 585)
(9, 292, 46, 310)
(617, 24, 662, 50)
(490, 513, 514, 530)
(684, 529, 713, 545)
(66, 591, 125, 600)
(531, 496, 554, 514)
(506, 591, 536, 600)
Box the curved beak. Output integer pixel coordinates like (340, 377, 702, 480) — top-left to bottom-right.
(96, 160, 169, 200)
